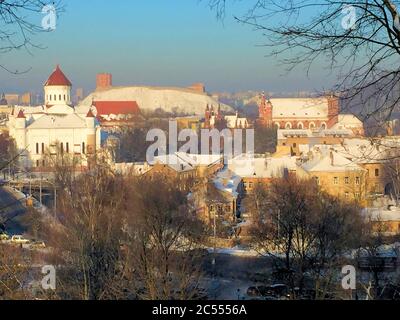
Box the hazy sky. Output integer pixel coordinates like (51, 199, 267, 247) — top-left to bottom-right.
(1, 0, 336, 94)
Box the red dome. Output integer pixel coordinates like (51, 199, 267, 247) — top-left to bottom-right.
(44, 65, 72, 86)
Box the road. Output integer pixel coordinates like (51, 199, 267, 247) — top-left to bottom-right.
(0, 186, 27, 233)
(201, 253, 273, 300)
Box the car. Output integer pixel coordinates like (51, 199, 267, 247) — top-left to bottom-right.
(246, 286, 261, 297)
(0, 233, 9, 241)
(30, 240, 46, 249)
(11, 235, 30, 245)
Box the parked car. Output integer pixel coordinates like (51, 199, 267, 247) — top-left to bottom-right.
(247, 286, 261, 297)
(0, 233, 9, 241)
(30, 240, 46, 249)
(11, 235, 30, 244)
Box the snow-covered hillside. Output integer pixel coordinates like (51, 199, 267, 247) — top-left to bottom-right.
(80, 86, 233, 115)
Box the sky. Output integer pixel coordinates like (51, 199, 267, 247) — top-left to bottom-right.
(0, 0, 336, 95)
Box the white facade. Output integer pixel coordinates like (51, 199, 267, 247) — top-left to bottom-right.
(44, 85, 72, 106)
(8, 66, 101, 169)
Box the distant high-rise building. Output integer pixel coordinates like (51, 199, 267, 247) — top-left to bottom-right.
(96, 73, 113, 91)
(20, 92, 33, 106)
(5, 94, 19, 106)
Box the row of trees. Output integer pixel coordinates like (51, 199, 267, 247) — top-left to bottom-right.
(38, 158, 207, 300)
(246, 176, 398, 299)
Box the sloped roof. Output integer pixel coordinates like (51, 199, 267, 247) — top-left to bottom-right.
(270, 98, 329, 119)
(301, 150, 364, 173)
(228, 154, 297, 178)
(44, 65, 72, 86)
(27, 113, 87, 129)
(92, 101, 140, 115)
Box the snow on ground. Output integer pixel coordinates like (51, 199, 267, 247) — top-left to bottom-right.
(80, 86, 233, 115)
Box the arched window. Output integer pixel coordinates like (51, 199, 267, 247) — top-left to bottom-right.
(274, 123, 280, 129)
(82, 142, 86, 154)
(309, 122, 316, 129)
(36, 143, 39, 154)
(297, 122, 304, 129)
(64, 94, 66, 101)
(321, 122, 327, 130)
(59, 94, 62, 101)
(285, 122, 292, 129)
(54, 94, 56, 101)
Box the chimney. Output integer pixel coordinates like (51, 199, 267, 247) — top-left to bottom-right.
(330, 151, 334, 166)
(96, 73, 113, 91)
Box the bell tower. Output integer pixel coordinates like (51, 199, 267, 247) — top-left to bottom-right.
(259, 92, 273, 127)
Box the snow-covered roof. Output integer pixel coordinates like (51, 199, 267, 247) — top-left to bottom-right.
(277, 128, 353, 140)
(27, 113, 87, 129)
(301, 148, 365, 173)
(364, 207, 400, 222)
(213, 168, 242, 198)
(270, 98, 329, 119)
(152, 152, 223, 172)
(228, 154, 297, 178)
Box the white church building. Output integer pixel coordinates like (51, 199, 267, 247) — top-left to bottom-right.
(8, 65, 101, 170)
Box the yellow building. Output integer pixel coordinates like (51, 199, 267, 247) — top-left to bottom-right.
(298, 148, 368, 205)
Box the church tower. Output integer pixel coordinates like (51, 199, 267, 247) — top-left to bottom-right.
(44, 65, 72, 106)
(259, 92, 273, 127)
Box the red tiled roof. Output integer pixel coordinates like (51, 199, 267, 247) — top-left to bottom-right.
(45, 65, 72, 86)
(92, 101, 140, 115)
(17, 110, 25, 118)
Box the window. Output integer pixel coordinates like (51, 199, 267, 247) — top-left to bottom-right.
(66, 142, 69, 153)
(375, 168, 380, 177)
(59, 94, 62, 100)
(82, 142, 86, 154)
(60, 143, 64, 154)
(333, 177, 339, 185)
(345, 177, 349, 184)
(54, 94, 56, 101)
(42, 143, 45, 154)
(49, 95, 52, 101)
(36, 143, 39, 154)
(36, 160, 40, 167)
(355, 177, 360, 185)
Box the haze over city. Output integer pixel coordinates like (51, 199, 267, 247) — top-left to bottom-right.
(1, 0, 337, 94)
(1, 0, 400, 308)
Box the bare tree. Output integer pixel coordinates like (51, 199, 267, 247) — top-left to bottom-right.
(0, 244, 32, 299)
(123, 176, 206, 300)
(207, 1, 400, 131)
(250, 176, 363, 298)
(0, 0, 64, 73)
